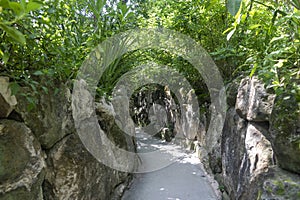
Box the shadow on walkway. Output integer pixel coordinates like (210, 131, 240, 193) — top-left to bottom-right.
(122, 128, 219, 200)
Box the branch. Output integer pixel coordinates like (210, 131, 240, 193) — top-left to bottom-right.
(253, 0, 287, 16)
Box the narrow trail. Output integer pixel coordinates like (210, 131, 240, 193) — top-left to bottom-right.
(122, 128, 220, 200)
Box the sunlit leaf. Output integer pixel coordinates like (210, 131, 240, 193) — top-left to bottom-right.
(274, 59, 287, 68)
(0, 24, 26, 44)
(223, 27, 234, 34)
(26, 1, 42, 13)
(118, 1, 129, 15)
(249, 24, 261, 29)
(20, 0, 26, 10)
(249, 64, 257, 78)
(226, 28, 236, 41)
(270, 35, 288, 43)
(8, 1, 24, 16)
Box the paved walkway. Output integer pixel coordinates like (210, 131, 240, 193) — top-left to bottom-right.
(122, 128, 220, 200)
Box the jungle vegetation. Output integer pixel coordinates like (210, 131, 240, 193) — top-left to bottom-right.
(0, 0, 299, 107)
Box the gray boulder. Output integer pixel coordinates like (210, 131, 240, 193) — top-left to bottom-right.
(72, 79, 137, 173)
(221, 108, 248, 198)
(0, 77, 17, 118)
(0, 120, 45, 200)
(221, 108, 273, 199)
(245, 123, 274, 176)
(236, 76, 275, 122)
(237, 166, 300, 200)
(15, 83, 74, 149)
(95, 99, 136, 153)
(261, 167, 300, 200)
(44, 134, 131, 200)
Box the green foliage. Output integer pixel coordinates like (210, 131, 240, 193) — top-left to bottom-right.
(223, 0, 299, 98)
(0, 0, 138, 77)
(226, 0, 242, 16)
(290, 0, 300, 10)
(0, 0, 42, 45)
(0, 23, 25, 44)
(0, 0, 298, 106)
(137, 0, 228, 52)
(1, 0, 140, 98)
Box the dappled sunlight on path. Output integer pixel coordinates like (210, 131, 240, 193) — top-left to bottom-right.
(122, 128, 220, 200)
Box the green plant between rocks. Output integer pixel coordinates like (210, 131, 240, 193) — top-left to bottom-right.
(0, 0, 299, 108)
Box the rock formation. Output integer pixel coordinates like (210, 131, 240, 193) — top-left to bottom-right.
(206, 76, 300, 199)
(0, 77, 17, 118)
(0, 77, 136, 200)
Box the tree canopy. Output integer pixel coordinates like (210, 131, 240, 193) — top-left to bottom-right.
(0, 0, 299, 104)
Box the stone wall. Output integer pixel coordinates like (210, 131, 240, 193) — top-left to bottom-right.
(201, 76, 300, 199)
(0, 77, 136, 200)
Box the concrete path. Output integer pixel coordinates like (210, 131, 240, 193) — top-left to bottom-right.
(122, 128, 220, 200)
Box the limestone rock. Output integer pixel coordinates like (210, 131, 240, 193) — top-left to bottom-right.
(221, 108, 274, 199)
(196, 114, 206, 146)
(235, 165, 300, 200)
(15, 83, 74, 149)
(195, 106, 222, 174)
(269, 92, 300, 174)
(204, 104, 224, 175)
(0, 79, 136, 200)
(95, 100, 135, 152)
(226, 78, 240, 107)
(0, 77, 17, 118)
(71, 79, 95, 123)
(235, 78, 250, 119)
(0, 120, 45, 200)
(72, 80, 137, 173)
(208, 145, 222, 174)
(44, 134, 131, 200)
(261, 167, 300, 200)
(110, 95, 136, 139)
(221, 108, 248, 199)
(179, 89, 199, 140)
(245, 123, 274, 176)
(236, 76, 275, 122)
